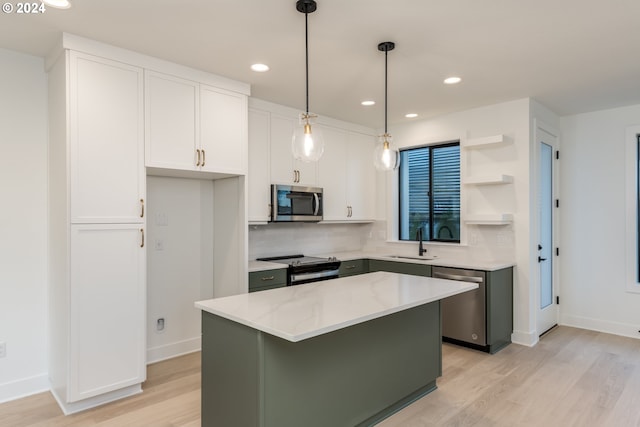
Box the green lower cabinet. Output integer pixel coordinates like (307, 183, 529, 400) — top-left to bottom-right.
(248, 269, 287, 292)
(201, 302, 442, 427)
(486, 267, 513, 353)
(338, 259, 369, 277)
(368, 259, 432, 277)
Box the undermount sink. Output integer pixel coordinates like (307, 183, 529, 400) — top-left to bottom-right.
(386, 255, 438, 261)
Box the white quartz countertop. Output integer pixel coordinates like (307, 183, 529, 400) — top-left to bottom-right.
(248, 260, 286, 272)
(195, 271, 477, 342)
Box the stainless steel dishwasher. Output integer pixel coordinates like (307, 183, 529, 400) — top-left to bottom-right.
(432, 266, 487, 350)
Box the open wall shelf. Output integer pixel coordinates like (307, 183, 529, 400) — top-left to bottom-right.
(463, 134, 506, 149)
(463, 174, 513, 185)
(464, 213, 513, 225)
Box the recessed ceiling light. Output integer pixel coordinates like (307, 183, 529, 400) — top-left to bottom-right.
(361, 100, 375, 106)
(41, 0, 71, 9)
(405, 113, 418, 118)
(444, 76, 462, 85)
(251, 63, 270, 72)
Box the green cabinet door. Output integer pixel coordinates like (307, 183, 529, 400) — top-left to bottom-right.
(486, 267, 513, 353)
(248, 268, 287, 292)
(338, 259, 369, 277)
(368, 259, 432, 277)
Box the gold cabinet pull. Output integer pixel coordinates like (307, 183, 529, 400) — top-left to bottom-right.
(345, 265, 356, 270)
(261, 276, 275, 281)
(140, 199, 144, 218)
(196, 149, 201, 166)
(201, 149, 206, 167)
(140, 228, 144, 248)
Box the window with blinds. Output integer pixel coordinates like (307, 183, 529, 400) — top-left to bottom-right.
(399, 142, 460, 242)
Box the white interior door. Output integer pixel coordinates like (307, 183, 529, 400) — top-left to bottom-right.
(537, 126, 559, 335)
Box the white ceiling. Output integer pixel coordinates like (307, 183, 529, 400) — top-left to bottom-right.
(2, 0, 639, 129)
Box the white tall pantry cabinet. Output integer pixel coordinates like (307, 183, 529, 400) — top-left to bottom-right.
(48, 50, 146, 413)
(46, 34, 250, 415)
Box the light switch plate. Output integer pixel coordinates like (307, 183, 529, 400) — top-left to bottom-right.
(155, 212, 169, 226)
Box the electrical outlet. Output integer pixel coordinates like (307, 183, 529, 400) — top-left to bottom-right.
(0, 342, 6, 358)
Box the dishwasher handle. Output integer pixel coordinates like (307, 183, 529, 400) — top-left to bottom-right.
(433, 272, 484, 283)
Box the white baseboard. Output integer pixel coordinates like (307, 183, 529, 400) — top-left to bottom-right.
(511, 329, 539, 347)
(146, 336, 201, 365)
(560, 314, 640, 340)
(0, 373, 50, 404)
(51, 384, 142, 415)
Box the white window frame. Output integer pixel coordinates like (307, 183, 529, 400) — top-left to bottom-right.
(624, 125, 640, 293)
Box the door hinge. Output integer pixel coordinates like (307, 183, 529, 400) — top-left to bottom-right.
(555, 199, 560, 208)
(556, 247, 559, 256)
(556, 150, 560, 160)
(556, 296, 560, 304)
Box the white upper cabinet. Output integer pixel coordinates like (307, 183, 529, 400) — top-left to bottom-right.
(70, 52, 145, 224)
(248, 109, 271, 223)
(318, 126, 348, 220)
(200, 85, 247, 174)
(318, 128, 375, 222)
(145, 71, 248, 175)
(345, 132, 376, 221)
(145, 71, 198, 171)
(248, 99, 376, 223)
(269, 114, 317, 186)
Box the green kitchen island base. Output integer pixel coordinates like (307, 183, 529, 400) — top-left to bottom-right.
(201, 302, 442, 427)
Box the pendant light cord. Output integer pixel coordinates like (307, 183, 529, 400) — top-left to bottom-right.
(305, 11, 309, 114)
(384, 48, 388, 134)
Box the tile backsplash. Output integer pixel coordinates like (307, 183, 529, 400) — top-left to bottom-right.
(249, 220, 515, 263)
(249, 222, 374, 259)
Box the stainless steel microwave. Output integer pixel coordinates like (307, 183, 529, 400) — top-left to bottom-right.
(270, 184, 323, 222)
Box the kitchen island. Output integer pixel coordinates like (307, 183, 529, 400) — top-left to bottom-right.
(195, 271, 477, 427)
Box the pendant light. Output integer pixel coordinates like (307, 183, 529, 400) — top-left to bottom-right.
(292, 0, 325, 162)
(373, 41, 400, 171)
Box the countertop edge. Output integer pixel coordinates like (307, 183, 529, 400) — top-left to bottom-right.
(249, 252, 515, 272)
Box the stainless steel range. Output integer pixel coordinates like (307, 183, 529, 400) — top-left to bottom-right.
(256, 254, 341, 286)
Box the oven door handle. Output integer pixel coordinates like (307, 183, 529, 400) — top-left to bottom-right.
(313, 193, 320, 216)
(290, 269, 338, 283)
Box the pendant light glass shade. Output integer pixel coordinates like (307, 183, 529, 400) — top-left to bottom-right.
(292, 0, 324, 162)
(292, 112, 324, 162)
(373, 133, 400, 171)
(374, 41, 400, 171)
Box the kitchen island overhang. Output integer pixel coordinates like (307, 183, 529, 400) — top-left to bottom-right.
(196, 271, 477, 427)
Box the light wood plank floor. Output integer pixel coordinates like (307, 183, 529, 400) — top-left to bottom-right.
(1, 326, 639, 426)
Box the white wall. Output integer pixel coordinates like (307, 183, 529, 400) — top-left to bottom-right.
(560, 104, 640, 338)
(0, 49, 49, 402)
(368, 98, 537, 345)
(146, 176, 214, 363)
